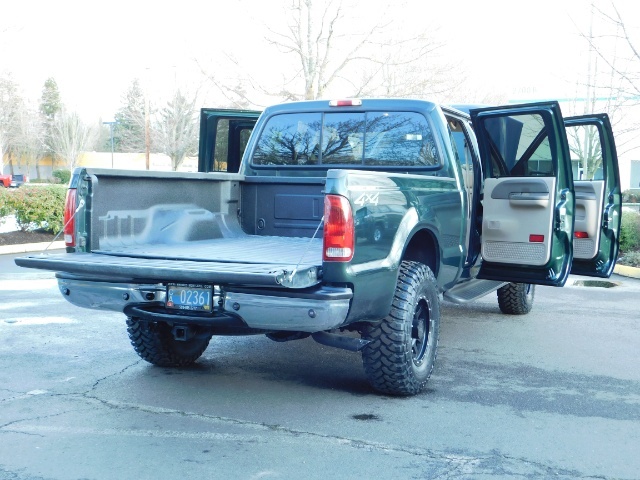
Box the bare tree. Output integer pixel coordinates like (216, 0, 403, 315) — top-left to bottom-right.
(574, 2, 640, 159)
(581, 2, 640, 101)
(14, 104, 46, 177)
(153, 89, 198, 171)
(50, 110, 99, 171)
(0, 73, 24, 175)
(202, 0, 457, 106)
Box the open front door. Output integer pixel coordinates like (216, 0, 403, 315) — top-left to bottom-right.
(565, 114, 621, 277)
(198, 108, 261, 173)
(470, 102, 575, 286)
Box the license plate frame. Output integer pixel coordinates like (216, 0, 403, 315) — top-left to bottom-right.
(166, 283, 214, 312)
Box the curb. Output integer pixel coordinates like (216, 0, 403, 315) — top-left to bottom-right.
(613, 263, 640, 279)
(0, 241, 65, 256)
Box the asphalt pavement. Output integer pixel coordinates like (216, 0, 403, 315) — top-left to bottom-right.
(1, 252, 639, 479)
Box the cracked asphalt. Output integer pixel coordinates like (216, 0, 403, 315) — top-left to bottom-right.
(1, 252, 639, 480)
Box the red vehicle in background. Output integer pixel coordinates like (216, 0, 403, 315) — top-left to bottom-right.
(0, 173, 28, 188)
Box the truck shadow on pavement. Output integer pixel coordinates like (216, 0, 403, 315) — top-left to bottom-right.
(111, 336, 382, 399)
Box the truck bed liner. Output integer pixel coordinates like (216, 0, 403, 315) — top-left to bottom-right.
(16, 236, 323, 288)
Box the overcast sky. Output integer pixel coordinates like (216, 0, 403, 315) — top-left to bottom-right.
(0, 0, 635, 120)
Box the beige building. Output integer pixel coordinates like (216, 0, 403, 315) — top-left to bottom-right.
(2, 152, 198, 180)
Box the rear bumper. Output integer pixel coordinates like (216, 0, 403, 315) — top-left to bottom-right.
(56, 274, 352, 332)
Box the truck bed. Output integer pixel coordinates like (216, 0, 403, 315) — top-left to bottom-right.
(16, 235, 323, 288)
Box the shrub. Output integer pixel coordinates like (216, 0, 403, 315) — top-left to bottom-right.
(620, 209, 640, 253)
(0, 187, 10, 225)
(619, 251, 640, 268)
(622, 190, 639, 203)
(6, 185, 66, 233)
(52, 169, 72, 185)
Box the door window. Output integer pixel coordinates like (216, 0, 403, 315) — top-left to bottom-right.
(212, 119, 255, 172)
(566, 124, 604, 180)
(482, 113, 554, 178)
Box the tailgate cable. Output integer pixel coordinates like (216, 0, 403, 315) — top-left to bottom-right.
(40, 199, 85, 254)
(287, 215, 324, 282)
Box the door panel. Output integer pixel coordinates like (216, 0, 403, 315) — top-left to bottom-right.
(565, 115, 621, 277)
(573, 180, 605, 260)
(482, 177, 555, 266)
(470, 102, 574, 286)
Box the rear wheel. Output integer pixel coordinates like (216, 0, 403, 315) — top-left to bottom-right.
(361, 261, 440, 396)
(497, 283, 535, 315)
(126, 317, 212, 367)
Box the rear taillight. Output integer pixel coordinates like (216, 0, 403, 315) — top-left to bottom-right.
(63, 188, 78, 247)
(323, 195, 354, 262)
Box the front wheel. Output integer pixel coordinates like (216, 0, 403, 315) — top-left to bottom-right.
(361, 261, 440, 396)
(126, 317, 212, 367)
(497, 283, 535, 315)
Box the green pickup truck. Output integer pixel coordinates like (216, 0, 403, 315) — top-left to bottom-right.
(16, 98, 621, 395)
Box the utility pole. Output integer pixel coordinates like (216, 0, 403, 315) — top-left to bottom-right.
(145, 95, 150, 170)
(102, 121, 116, 168)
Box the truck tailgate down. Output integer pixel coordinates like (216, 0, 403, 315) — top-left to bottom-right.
(16, 236, 322, 289)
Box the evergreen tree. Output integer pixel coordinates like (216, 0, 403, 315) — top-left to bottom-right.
(113, 79, 146, 152)
(39, 77, 62, 179)
(40, 77, 61, 119)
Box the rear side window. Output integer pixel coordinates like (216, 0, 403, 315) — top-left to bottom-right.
(566, 124, 604, 180)
(252, 111, 439, 168)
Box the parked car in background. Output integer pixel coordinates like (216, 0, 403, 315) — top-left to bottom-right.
(0, 173, 28, 188)
(10, 174, 28, 187)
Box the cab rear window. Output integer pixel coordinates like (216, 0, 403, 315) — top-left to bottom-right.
(251, 111, 439, 168)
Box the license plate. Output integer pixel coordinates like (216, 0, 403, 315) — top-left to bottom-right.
(166, 283, 213, 312)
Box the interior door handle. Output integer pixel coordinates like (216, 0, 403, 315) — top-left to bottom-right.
(509, 192, 549, 207)
(509, 192, 549, 201)
(555, 189, 569, 232)
(603, 194, 616, 230)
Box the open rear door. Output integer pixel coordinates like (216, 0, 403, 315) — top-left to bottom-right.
(198, 108, 261, 173)
(565, 114, 621, 277)
(470, 102, 575, 286)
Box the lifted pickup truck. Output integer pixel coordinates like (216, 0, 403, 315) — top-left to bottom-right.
(16, 99, 621, 395)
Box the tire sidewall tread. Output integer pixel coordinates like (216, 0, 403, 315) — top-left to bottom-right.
(126, 317, 212, 367)
(361, 261, 440, 396)
(497, 283, 535, 315)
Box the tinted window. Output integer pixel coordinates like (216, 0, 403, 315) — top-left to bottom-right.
(566, 124, 604, 180)
(482, 113, 554, 178)
(253, 113, 321, 166)
(211, 120, 256, 172)
(252, 111, 439, 168)
(447, 117, 474, 189)
(213, 119, 230, 171)
(364, 112, 437, 166)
